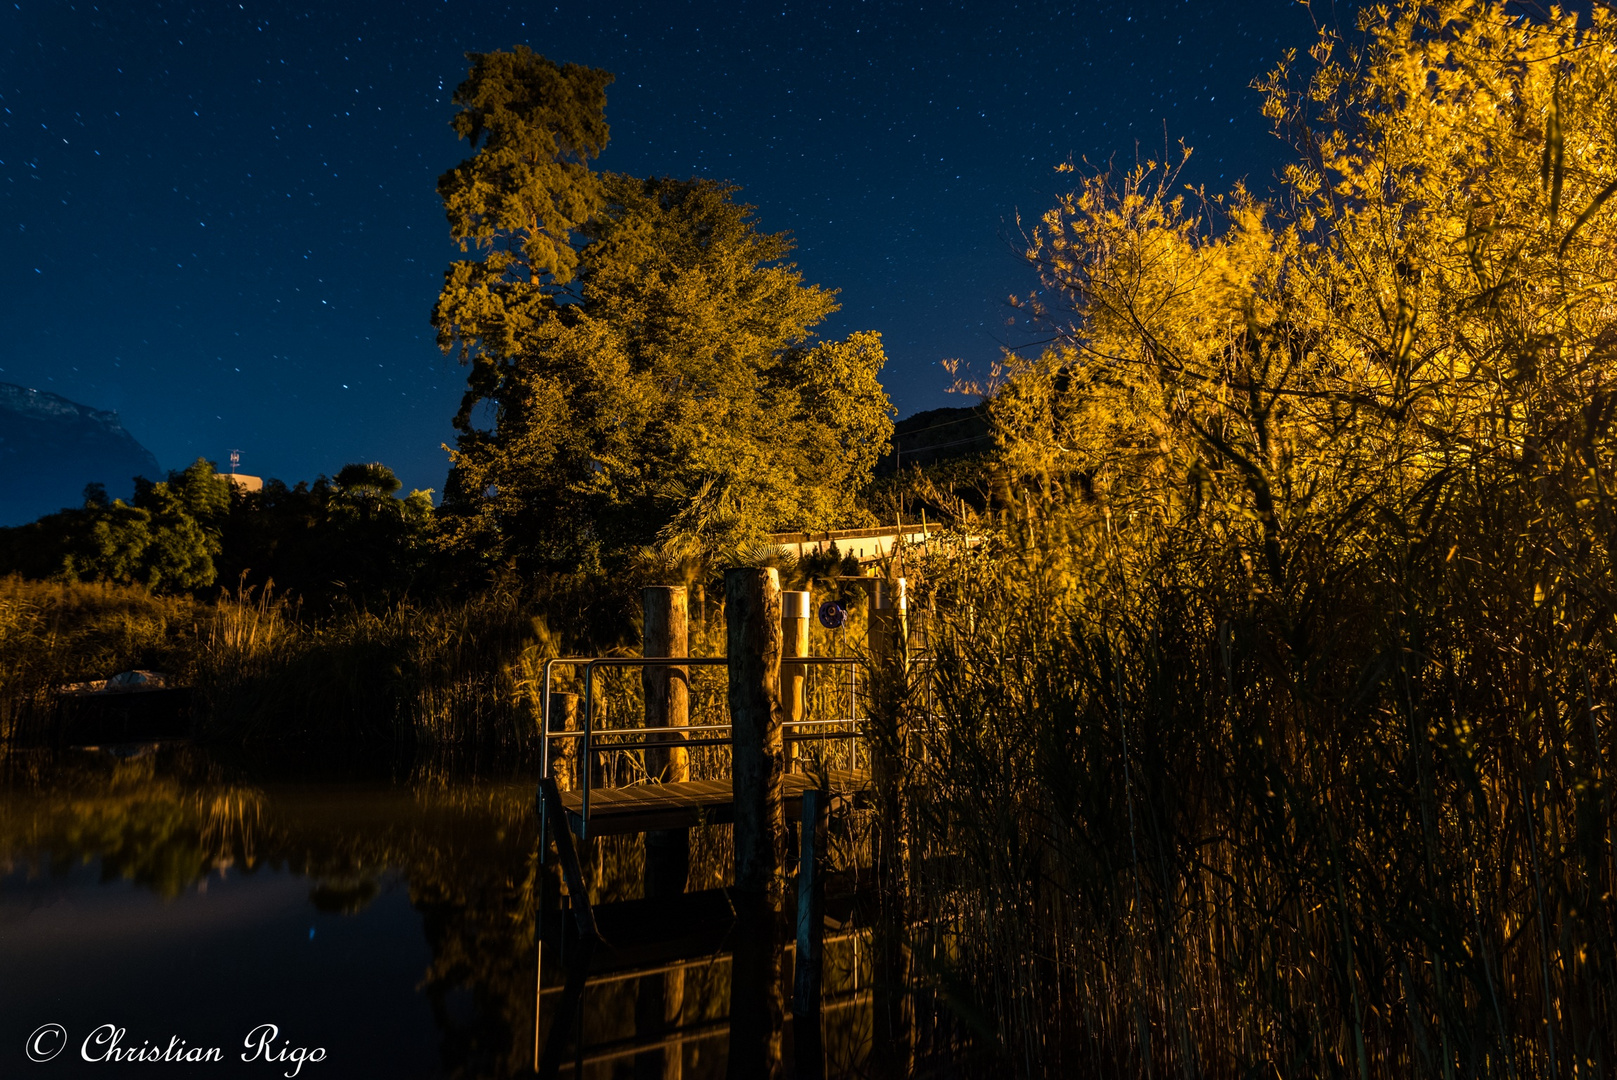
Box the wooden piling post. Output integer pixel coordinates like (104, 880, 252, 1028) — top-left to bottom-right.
(537, 777, 601, 1080)
(547, 692, 581, 791)
(793, 786, 828, 1080)
(871, 577, 907, 666)
(869, 576, 913, 1080)
(643, 586, 690, 785)
(535, 693, 581, 1074)
(725, 567, 785, 1080)
(640, 587, 690, 1080)
(781, 590, 811, 767)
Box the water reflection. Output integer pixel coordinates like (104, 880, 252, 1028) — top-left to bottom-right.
(0, 746, 871, 1078)
(0, 745, 540, 1078)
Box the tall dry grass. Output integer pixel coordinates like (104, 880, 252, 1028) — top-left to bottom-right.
(0, 575, 559, 747)
(194, 582, 544, 745)
(886, 457, 1617, 1078)
(0, 576, 205, 741)
(874, 8, 1617, 1075)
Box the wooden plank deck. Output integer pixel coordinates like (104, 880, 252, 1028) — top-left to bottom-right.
(558, 769, 869, 837)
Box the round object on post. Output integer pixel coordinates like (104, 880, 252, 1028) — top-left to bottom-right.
(782, 590, 813, 620)
(818, 601, 847, 630)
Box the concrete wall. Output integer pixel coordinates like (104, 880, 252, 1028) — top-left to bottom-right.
(767, 524, 942, 563)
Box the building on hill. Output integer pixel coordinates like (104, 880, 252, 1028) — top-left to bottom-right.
(217, 473, 263, 493)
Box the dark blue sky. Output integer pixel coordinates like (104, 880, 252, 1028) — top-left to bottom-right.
(1, 0, 1329, 497)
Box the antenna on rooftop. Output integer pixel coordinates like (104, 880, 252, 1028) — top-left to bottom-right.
(228, 449, 241, 475)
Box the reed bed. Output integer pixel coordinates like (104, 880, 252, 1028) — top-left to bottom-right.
(193, 583, 547, 746)
(0, 575, 561, 747)
(0, 576, 205, 741)
(872, 9, 1617, 1074)
(881, 469, 1617, 1078)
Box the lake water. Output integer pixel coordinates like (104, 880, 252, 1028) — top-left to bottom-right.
(0, 745, 540, 1077)
(0, 745, 871, 1078)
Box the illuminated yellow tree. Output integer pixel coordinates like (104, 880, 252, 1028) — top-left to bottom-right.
(914, 4, 1617, 1074)
(432, 50, 894, 573)
(1008, 2, 1617, 594)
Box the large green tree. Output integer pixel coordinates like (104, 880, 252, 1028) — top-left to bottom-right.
(215, 463, 437, 613)
(0, 459, 436, 607)
(432, 49, 893, 573)
(0, 459, 230, 591)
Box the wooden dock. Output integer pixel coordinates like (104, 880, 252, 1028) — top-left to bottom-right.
(536, 573, 909, 1079)
(556, 769, 869, 838)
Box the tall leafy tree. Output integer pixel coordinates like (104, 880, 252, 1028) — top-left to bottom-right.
(433, 47, 613, 433)
(432, 50, 893, 573)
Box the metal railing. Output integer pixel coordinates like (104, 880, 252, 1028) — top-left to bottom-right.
(539, 655, 869, 824)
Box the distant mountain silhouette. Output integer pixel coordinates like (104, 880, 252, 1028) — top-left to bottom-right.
(877, 403, 993, 475)
(0, 383, 161, 526)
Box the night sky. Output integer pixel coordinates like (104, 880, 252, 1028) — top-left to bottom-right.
(2, 0, 1330, 498)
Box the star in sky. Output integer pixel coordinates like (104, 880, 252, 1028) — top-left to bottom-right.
(0, 0, 1323, 495)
